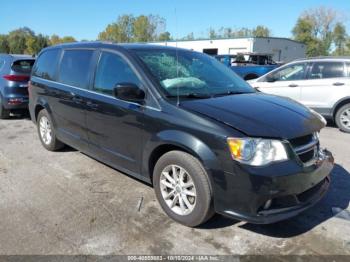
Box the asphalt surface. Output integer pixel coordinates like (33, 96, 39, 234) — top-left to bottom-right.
(0, 116, 349, 255)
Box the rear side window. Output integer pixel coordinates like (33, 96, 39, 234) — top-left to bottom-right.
(12, 59, 35, 74)
(309, 62, 345, 79)
(58, 49, 94, 89)
(346, 63, 350, 77)
(32, 49, 61, 80)
(93, 52, 140, 96)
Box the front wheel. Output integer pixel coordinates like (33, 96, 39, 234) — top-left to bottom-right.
(153, 151, 214, 227)
(37, 109, 64, 151)
(335, 104, 350, 133)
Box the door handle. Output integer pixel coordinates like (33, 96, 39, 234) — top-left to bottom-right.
(288, 84, 298, 87)
(86, 101, 98, 109)
(333, 82, 344, 86)
(72, 95, 84, 103)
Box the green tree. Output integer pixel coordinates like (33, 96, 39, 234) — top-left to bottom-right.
(292, 7, 343, 56)
(49, 34, 61, 46)
(98, 14, 169, 43)
(98, 14, 135, 42)
(346, 38, 350, 55)
(7, 27, 34, 54)
(49, 35, 76, 46)
(333, 22, 347, 55)
(158, 31, 171, 41)
(0, 35, 10, 53)
(133, 15, 154, 42)
(252, 26, 271, 37)
(292, 17, 321, 56)
(25, 34, 49, 55)
(60, 36, 76, 43)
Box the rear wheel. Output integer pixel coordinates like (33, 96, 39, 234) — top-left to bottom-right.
(153, 150, 214, 227)
(335, 104, 350, 133)
(37, 109, 64, 151)
(0, 99, 10, 119)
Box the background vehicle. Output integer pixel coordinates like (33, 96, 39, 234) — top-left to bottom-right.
(0, 54, 35, 119)
(249, 57, 350, 133)
(215, 53, 280, 80)
(29, 42, 333, 227)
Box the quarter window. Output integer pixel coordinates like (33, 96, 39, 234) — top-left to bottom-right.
(309, 62, 344, 79)
(32, 49, 61, 81)
(59, 49, 94, 89)
(93, 52, 140, 96)
(346, 62, 350, 77)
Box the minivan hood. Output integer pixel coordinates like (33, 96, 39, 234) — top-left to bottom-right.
(180, 93, 325, 139)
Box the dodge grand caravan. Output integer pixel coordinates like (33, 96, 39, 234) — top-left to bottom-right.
(29, 42, 334, 227)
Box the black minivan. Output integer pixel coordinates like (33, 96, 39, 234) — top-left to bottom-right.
(29, 42, 334, 227)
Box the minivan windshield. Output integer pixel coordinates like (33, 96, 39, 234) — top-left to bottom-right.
(134, 48, 255, 98)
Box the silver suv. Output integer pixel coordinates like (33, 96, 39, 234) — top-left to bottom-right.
(249, 57, 350, 133)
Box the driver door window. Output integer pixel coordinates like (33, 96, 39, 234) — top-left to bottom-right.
(93, 52, 141, 96)
(270, 63, 307, 82)
(257, 63, 306, 101)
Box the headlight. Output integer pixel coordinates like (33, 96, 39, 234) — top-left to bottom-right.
(227, 137, 288, 166)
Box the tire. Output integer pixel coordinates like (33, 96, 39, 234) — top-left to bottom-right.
(335, 104, 350, 133)
(0, 99, 10, 119)
(153, 150, 214, 227)
(37, 109, 64, 151)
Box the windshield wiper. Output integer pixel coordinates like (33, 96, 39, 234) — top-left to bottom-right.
(166, 93, 211, 99)
(212, 91, 249, 97)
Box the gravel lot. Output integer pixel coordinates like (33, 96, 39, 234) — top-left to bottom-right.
(0, 116, 349, 255)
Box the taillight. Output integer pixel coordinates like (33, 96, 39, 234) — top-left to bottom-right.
(3, 74, 30, 82)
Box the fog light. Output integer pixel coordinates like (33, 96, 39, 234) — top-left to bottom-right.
(263, 199, 272, 210)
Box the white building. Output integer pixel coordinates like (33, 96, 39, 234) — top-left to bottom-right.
(152, 37, 306, 63)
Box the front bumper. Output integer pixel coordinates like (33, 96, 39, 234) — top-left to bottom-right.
(213, 149, 334, 224)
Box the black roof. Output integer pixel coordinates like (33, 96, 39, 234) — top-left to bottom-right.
(45, 41, 185, 52)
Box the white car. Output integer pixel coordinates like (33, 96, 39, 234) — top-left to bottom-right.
(248, 57, 350, 133)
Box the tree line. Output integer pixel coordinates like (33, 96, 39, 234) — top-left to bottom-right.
(0, 27, 76, 55)
(0, 7, 349, 56)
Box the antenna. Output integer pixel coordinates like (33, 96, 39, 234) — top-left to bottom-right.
(175, 7, 180, 106)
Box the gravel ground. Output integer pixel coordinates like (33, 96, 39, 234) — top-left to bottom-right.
(0, 116, 349, 255)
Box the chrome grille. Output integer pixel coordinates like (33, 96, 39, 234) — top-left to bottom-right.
(289, 133, 319, 165)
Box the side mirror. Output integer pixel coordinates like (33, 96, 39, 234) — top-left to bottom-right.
(113, 83, 145, 103)
(266, 75, 276, 83)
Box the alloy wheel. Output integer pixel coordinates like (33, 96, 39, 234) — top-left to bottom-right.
(159, 164, 197, 216)
(39, 116, 52, 145)
(340, 108, 350, 129)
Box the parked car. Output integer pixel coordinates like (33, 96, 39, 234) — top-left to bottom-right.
(0, 54, 35, 119)
(29, 42, 333, 227)
(248, 57, 350, 133)
(215, 53, 280, 80)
